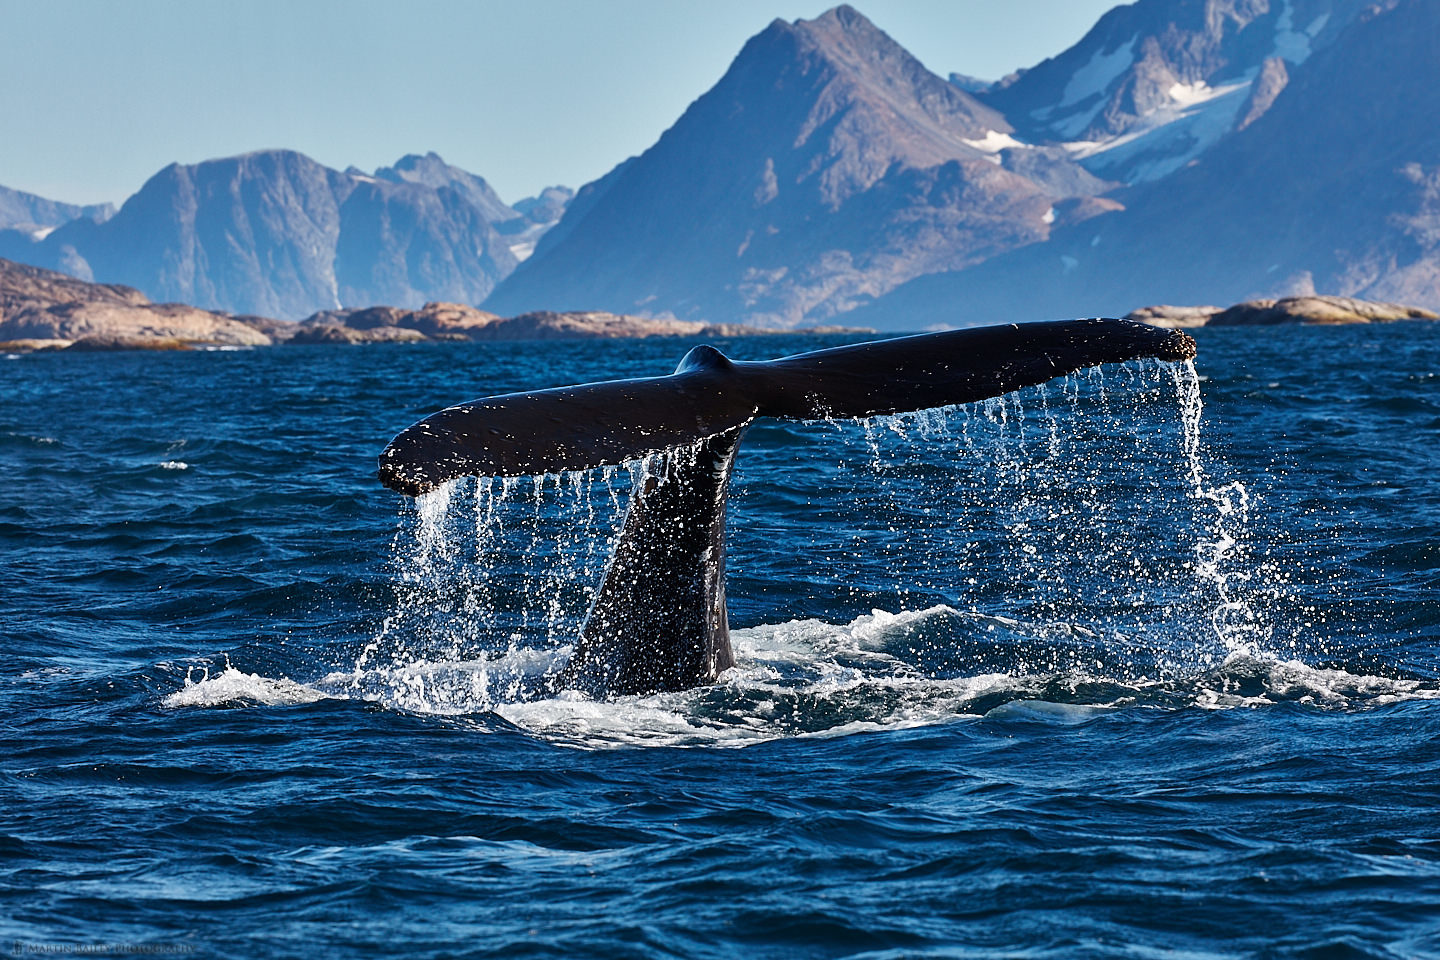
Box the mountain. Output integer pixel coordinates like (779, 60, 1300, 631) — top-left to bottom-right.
(0, 184, 114, 234)
(485, 5, 1107, 327)
(511, 186, 574, 227)
(373, 151, 518, 224)
(0, 151, 533, 319)
(489, 0, 1436, 330)
(849, 0, 1440, 328)
(334, 173, 518, 313)
(500, 186, 575, 261)
(981, 0, 1370, 184)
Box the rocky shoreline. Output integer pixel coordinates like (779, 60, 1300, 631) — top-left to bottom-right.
(0, 258, 865, 352)
(6, 258, 1437, 354)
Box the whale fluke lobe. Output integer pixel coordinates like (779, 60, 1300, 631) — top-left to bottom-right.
(754, 318, 1196, 421)
(379, 318, 1197, 694)
(374, 360, 759, 496)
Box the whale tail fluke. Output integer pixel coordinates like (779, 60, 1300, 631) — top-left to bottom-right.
(379, 318, 1195, 495)
(379, 317, 1197, 696)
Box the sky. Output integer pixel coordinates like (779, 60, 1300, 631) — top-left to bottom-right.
(0, 0, 1119, 208)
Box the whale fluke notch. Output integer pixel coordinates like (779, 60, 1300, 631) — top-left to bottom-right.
(379, 318, 1197, 695)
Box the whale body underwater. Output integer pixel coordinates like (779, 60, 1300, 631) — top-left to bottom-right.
(379, 318, 1198, 696)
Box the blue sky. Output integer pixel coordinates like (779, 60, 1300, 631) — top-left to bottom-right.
(0, 0, 1118, 208)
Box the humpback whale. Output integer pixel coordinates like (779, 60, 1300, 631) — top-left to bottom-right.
(379, 318, 1197, 696)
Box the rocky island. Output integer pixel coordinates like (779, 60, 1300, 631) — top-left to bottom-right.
(1128, 296, 1439, 329)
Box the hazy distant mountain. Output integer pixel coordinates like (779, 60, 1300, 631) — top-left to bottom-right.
(335, 175, 518, 312)
(510, 186, 574, 228)
(496, 186, 575, 262)
(373, 151, 518, 225)
(0, 150, 524, 318)
(0, 184, 114, 234)
(849, 0, 1440, 328)
(981, 0, 1369, 184)
(947, 73, 992, 94)
(485, 5, 1106, 327)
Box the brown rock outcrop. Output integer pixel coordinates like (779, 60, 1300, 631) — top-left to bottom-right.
(476, 310, 710, 340)
(0, 338, 72, 352)
(1124, 304, 1223, 328)
(1209, 296, 1439, 326)
(1, 257, 272, 349)
(1128, 295, 1438, 329)
(289, 302, 862, 344)
(66, 335, 192, 351)
(4, 256, 871, 352)
(293, 302, 501, 342)
(287, 324, 428, 345)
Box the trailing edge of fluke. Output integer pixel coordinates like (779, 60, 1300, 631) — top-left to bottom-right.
(377, 318, 1197, 695)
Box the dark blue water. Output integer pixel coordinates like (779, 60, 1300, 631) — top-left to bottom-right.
(3, 325, 1439, 958)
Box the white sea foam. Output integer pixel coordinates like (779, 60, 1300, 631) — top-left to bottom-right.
(162, 665, 331, 708)
(1188, 652, 1440, 711)
(163, 605, 1439, 749)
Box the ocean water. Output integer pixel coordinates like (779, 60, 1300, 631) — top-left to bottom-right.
(3, 324, 1439, 958)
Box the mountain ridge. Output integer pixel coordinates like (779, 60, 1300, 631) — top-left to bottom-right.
(484, 5, 1093, 326)
(845, 0, 1440, 328)
(0, 184, 114, 234)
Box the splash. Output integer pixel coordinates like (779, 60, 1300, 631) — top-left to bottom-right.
(345, 454, 646, 709)
(167, 603, 1437, 747)
(834, 359, 1259, 674)
(364, 362, 1261, 687)
(1171, 360, 1262, 654)
(266, 357, 1420, 742)
(163, 663, 331, 708)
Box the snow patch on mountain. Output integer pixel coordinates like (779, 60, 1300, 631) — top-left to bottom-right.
(1168, 80, 1219, 108)
(1065, 77, 1251, 183)
(962, 130, 1027, 154)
